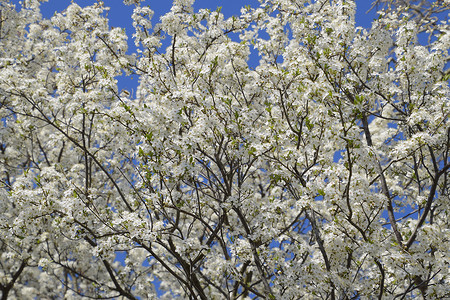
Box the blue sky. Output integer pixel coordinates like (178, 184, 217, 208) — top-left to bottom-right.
(32, 1, 379, 49)
(33, 0, 377, 29)
(11, 0, 378, 92)
(12, 0, 380, 46)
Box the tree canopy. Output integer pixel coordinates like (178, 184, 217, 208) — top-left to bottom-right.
(0, 0, 449, 299)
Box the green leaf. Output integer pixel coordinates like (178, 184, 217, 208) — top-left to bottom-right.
(305, 117, 314, 130)
(139, 147, 145, 157)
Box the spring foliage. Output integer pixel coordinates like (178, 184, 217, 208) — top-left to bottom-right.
(0, 0, 449, 299)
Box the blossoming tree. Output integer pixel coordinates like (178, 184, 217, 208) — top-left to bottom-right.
(0, 0, 448, 299)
